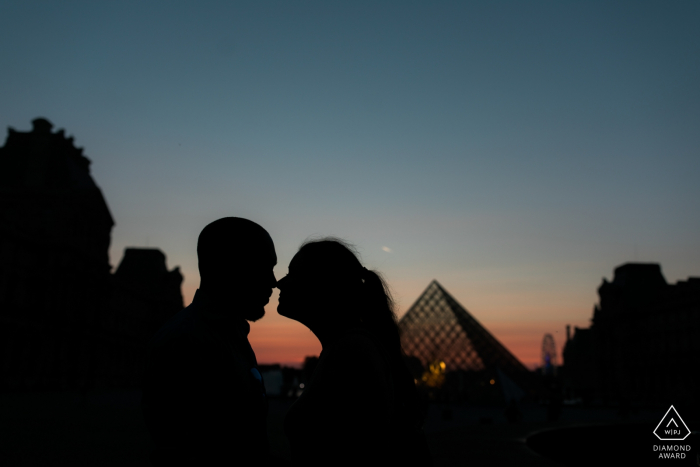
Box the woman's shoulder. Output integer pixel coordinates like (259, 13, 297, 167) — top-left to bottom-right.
(324, 327, 391, 374)
(335, 326, 383, 352)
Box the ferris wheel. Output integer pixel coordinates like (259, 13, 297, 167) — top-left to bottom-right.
(541, 333, 557, 373)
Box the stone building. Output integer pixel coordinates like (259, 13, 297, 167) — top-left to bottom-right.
(0, 118, 182, 392)
(93, 248, 183, 389)
(563, 263, 700, 409)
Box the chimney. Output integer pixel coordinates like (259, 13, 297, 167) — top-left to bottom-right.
(566, 325, 571, 342)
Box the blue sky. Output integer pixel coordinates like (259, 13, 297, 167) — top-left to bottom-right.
(2, 0, 699, 365)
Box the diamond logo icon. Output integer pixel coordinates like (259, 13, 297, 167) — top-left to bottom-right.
(654, 405, 690, 441)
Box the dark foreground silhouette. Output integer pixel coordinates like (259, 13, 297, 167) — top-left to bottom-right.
(277, 239, 432, 466)
(0, 118, 184, 393)
(141, 218, 277, 466)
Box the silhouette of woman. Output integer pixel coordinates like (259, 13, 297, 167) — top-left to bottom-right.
(277, 238, 431, 466)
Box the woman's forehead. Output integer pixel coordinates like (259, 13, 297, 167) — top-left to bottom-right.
(290, 253, 360, 280)
(289, 250, 331, 272)
(289, 251, 310, 270)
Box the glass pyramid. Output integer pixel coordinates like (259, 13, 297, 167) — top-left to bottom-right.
(399, 280, 529, 374)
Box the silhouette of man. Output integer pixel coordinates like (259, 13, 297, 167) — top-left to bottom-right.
(141, 217, 277, 466)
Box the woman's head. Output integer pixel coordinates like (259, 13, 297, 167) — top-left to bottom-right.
(277, 238, 401, 350)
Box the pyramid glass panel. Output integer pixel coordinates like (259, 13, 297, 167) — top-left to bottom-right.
(399, 281, 529, 375)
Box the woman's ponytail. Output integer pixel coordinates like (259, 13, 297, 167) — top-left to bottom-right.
(297, 237, 403, 358)
(359, 268, 402, 354)
(296, 238, 426, 457)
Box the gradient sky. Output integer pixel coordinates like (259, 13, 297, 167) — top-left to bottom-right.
(2, 1, 699, 367)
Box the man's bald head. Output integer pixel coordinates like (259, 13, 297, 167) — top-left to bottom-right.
(197, 217, 277, 320)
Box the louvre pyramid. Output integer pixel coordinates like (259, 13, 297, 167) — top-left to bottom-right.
(399, 280, 529, 374)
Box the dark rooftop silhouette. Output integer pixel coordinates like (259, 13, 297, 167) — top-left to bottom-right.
(563, 262, 700, 412)
(0, 118, 183, 392)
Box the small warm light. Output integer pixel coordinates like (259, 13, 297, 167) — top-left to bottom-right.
(299, 383, 305, 389)
(490, 379, 495, 385)
(422, 360, 447, 388)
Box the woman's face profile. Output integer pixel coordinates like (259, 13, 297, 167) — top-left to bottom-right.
(277, 250, 323, 323)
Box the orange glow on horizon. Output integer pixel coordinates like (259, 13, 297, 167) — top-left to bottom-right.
(185, 287, 587, 370)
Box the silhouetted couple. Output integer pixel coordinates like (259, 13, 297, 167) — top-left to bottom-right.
(141, 217, 431, 466)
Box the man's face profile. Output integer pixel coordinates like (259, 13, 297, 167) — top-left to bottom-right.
(197, 217, 277, 321)
(231, 236, 277, 321)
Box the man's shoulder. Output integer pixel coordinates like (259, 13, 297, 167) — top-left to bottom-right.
(147, 303, 252, 366)
(149, 305, 197, 348)
(147, 303, 227, 359)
